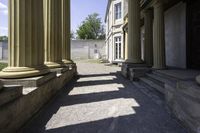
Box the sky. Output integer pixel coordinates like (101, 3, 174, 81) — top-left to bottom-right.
(0, 0, 108, 36)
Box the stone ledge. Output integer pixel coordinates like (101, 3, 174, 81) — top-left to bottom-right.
(166, 81, 200, 133)
(0, 72, 56, 88)
(121, 63, 148, 78)
(0, 67, 77, 133)
(0, 85, 23, 107)
(129, 67, 151, 81)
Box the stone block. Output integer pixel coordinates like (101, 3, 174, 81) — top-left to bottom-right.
(121, 63, 147, 78)
(167, 81, 200, 133)
(1, 72, 56, 88)
(129, 67, 151, 81)
(0, 67, 77, 133)
(0, 86, 23, 106)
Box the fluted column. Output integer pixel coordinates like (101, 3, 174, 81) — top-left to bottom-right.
(144, 9, 153, 66)
(0, 0, 49, 78)
(124, 30, 128, 60)
(126, 0, 142, 63)
(44, 0, 64, 68)
(153, 1, 166, 69)
(62, 0, 73, 64)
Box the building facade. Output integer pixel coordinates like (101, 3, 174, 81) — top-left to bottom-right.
(105, 0, 128, 63)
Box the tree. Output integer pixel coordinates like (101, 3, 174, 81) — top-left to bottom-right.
(0, 36, 8, 41)
(76, 13, 105, 40)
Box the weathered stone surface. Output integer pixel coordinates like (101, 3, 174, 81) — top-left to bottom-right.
(0, 66, 77, 133)
(1, 72, 56, 88)
(121, 63, 147, 78)
(129, 67, 151, 81)
(0, 86, 22, 106)
(164, 79, 200, 133)
(21, 62, 188, 133)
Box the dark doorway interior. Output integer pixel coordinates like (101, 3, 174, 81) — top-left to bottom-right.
(187, 0, 200, 69)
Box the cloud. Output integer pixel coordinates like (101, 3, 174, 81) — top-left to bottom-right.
(0, 2, 7, 9)
(0, 2, 8, 15)
(0, 27, 8, 36)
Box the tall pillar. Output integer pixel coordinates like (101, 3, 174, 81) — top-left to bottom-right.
(62, 0, 73, 64)
(0, 0, 49, 78)
(44, 0, 64, 68)
(153, 1, 166, 69)
(144, 9, 153, 66)
(124, 30, 128, 60)
(126, 0, 142, 63)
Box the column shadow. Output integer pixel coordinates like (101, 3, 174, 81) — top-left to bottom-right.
(20, 72, 189, 133)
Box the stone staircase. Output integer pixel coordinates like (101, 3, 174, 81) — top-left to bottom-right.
(139, 71, 178, 95)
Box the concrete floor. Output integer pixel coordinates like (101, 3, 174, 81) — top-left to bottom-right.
(21, 62, 189, 133)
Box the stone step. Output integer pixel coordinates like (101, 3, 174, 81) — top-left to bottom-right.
(140, 77, 165, 94)
(152, 71, 179, 82)
(146, 73, 177, 88)
(133, 81, 165, 106)
(0, 85, 23, 107)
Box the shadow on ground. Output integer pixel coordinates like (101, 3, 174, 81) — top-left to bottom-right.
(20, 72, 189, 133)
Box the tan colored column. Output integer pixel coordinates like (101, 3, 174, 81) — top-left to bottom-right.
(153, 1, 166, 69)
(126, 0, 142, 63)
(144, 9, 153, 66)
(62, 0, 73, 64)
(124, 30, 128, 60)
(0, 0, 49, 78)
(44, 0, 64, 68)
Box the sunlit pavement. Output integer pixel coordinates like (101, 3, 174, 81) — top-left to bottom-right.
(22, 62, 189, 133)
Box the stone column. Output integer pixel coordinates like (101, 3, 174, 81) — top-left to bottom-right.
(126, 0, 142, 63)
(62, 0, 73, 64)
(124, 30, 128, 60)
(153, 1, 166, 69)
(143, 9, 153, 66)
(44, 0, 64, 68)
(0, 0, 49, 78)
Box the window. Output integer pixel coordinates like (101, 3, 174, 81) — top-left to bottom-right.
(115, 2, 122, 20)
(115, 36, 122, 59)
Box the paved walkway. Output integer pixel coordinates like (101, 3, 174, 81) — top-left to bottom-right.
(22, 62, 189, 133)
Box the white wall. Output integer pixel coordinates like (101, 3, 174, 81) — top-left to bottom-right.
(164, 2, 186, 68)
(71, 40, 106, 60)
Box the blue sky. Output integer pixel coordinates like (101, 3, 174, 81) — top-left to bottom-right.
(0, 0, 107, 36)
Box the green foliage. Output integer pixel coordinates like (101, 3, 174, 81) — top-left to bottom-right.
(77, 13, 105, 40)
(0, 36, 8, 41)
(0, 63, 8, 71)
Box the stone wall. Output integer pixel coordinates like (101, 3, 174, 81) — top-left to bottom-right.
(0, 41, 8, 60)
(164, 2, 186, 69)
(71, 40, 106, 60)
(0, 66, 77, 133)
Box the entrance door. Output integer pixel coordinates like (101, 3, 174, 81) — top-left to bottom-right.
(187, 0, 200, 69)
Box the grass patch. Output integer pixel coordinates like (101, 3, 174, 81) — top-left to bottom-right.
(0, 62, 8, 71)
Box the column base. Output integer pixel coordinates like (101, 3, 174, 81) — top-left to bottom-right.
(45, 62, 64, 69)
(125, 58, 143, 64)
(0, 66, 50, 79)
(121, 62, 147, 78)
(62, 59, 74, 64)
